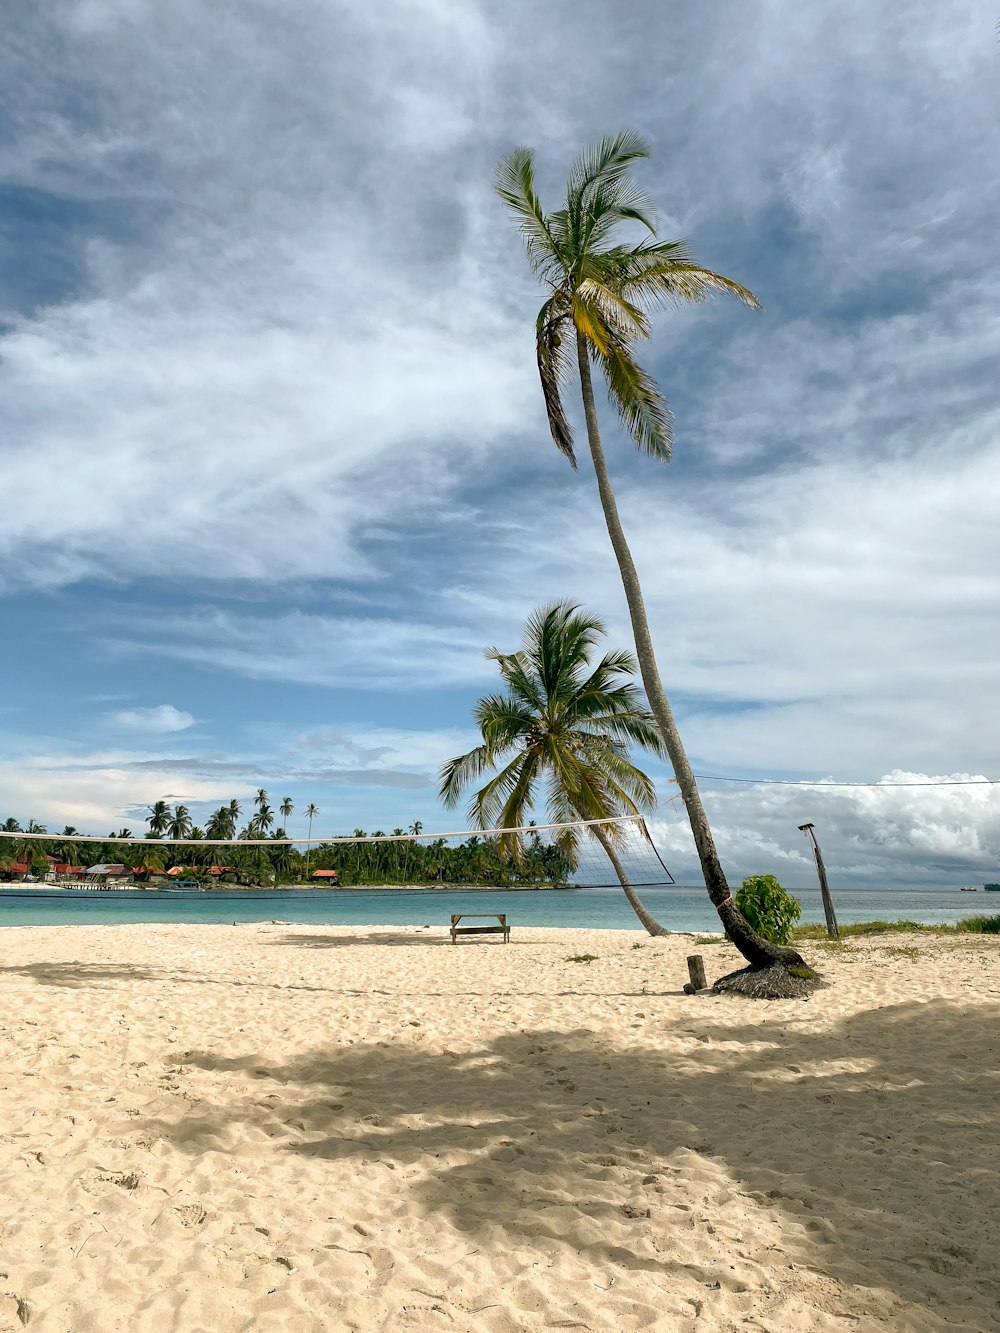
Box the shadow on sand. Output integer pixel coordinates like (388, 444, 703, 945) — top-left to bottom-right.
(0, 961, 165, 988)
(143, 998, 999, 1323)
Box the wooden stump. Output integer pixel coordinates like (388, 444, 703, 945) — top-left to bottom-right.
(686, 955, 708, 991)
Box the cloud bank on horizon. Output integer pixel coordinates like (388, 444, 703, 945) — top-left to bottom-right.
(1, 1, 998, 885)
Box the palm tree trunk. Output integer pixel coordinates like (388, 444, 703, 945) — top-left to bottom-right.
(587, 818, 669, 937)
(575, 332, 803, 969)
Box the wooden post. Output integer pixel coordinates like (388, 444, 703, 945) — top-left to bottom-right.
(798, 823, 839, 940)
(686, 955, 708, 991)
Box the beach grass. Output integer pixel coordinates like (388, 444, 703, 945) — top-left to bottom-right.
(792, 914, 1000, 940)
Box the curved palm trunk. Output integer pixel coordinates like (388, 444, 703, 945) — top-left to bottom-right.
(575, 332, 803, 969)
(587, 818, 669, 937)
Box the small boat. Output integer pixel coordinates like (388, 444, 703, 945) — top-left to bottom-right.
(959, 885, 978, 892)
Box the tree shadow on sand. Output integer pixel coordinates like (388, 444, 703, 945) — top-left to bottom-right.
(272, 931, 459, 949)
(149, 999, 999, 1324)
(0, 961, 164, 988)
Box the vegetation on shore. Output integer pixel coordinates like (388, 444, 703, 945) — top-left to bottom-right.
(0, 804, 573, 889)
(695, 916, 1000, 944)
(793, 916, 1000, 938)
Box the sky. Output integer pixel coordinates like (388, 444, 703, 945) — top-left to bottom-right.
(1, 0, 998, 887)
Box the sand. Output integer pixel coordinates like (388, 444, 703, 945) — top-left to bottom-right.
(0, 923, 997, 1333)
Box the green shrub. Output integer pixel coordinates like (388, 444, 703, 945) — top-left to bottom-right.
(734, 874, 801, 944)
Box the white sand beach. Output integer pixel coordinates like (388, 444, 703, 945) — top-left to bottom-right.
(0, 924, 997, 1332)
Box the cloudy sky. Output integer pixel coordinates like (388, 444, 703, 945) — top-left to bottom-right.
(1, 1, 998, 886)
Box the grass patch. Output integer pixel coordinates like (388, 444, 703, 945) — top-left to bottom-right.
(565, 953, 599, 964)
(631, 942, 643, 950)
(878, 945, 920, 960)
(954, 914, 1000, 935)
(792, 915, 1000, 940)
(694, 935, 725, 946)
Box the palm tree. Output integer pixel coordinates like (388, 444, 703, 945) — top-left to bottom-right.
(496, 131, 803, 969)
(146, 800, 170, 838)
(304, 803, 319, 878)
(227, 799, 241, 834)
(167, 804, 192, 842)
(280, 796, 294, 826)
(205, 808, 228, 840)
(440, 601, 669, 936)
(254, 788, 269, 818)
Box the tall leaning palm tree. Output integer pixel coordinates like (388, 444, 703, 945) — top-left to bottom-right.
(440, 601, 670, 936)
(496, 131, 803, 969)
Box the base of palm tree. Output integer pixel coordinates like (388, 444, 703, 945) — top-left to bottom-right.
(712, 962, 823, 1000)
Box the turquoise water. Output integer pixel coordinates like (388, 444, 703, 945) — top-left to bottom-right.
(0, 884, 995, 931)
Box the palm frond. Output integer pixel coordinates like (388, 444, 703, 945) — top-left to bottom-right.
(566, 130, 651, 213)
(536, 298, 576, 464)
(473, 693, 536, 753)
(525, 601, 605, 700)
(439, 745, 493, 808)
(620, 257, 762, 311)
(472, 752, 538, 847)
(494, 147, 560, 278)
(591, 339, 672, 459)
(580, 709, 666, 757)
(577, 736, 658, 811)
(485, 648, 546, 715)
(583, 176, 658, 250)
(574, 276, 650, 341)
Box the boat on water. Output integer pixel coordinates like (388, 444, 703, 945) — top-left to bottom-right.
(960, 885, 978, 892)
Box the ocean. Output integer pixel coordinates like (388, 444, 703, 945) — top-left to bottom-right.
(0, 883, 994, 931)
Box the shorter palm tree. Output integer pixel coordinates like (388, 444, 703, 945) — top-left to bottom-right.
(146, 801, 170, 838)
(440, 601, 670, 935)
(167, 805, 192, 842)
(304, 803, 319, 878)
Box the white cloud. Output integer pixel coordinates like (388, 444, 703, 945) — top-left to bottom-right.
(108, 704, 195, 733)
(0, 755, 237, 831)
(647, 771, 1000, 887)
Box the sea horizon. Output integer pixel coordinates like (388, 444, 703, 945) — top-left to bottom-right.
(2, 882, 995, 932)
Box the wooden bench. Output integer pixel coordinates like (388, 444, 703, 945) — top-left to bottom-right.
(450, 913, 510, 944)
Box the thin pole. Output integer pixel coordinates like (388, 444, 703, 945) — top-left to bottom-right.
(799, 823, 839, 939)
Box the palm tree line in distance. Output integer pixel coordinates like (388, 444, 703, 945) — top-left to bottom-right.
(0, 799, 578, 889)
(496, 130, 806, 971)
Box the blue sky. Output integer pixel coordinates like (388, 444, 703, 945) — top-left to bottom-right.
(1, 1, 999, 885)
